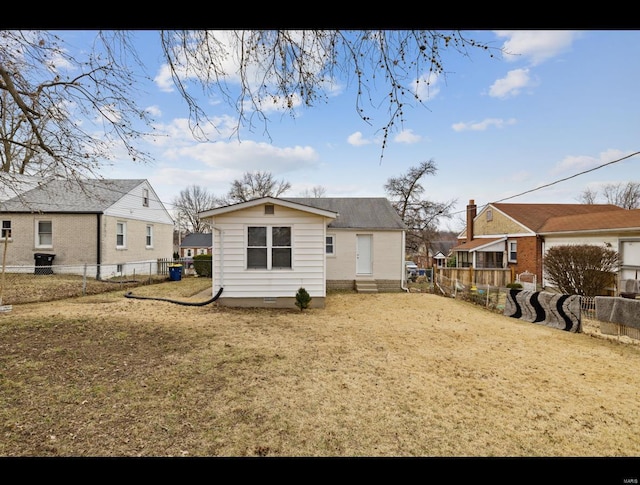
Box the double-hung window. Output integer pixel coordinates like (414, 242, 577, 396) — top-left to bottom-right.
(247, 226, 291, 269)
(146, 225, 153, 248)
(36, 220, 52, 248)
(508, 240, 517, 263)
(326, 234, 335, 256)
(1, 220, 11, 239)
(116, 222, 126, 248)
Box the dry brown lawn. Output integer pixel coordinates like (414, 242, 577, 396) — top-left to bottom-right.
(2, 277, 640, 469)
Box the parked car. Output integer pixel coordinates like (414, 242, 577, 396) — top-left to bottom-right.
(405, 261, 419, 281)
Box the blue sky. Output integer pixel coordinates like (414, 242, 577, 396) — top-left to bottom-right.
(63, 30, 640, 232)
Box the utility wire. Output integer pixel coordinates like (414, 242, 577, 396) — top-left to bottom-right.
(447, 151, 640, 218)
(492, 151, 640, 204)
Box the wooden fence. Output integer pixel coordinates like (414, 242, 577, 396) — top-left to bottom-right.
(434, 267, 516, 288)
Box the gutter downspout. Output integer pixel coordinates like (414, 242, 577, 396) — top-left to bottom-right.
(96, 213, 101, 280)
(211, 225, 224, 296)
(400, 229, 409, 292)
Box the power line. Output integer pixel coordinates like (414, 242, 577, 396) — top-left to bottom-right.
(493, 151, 640, 204)
(449, 151, 640, 218)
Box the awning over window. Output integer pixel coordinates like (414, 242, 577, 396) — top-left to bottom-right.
(452, 237, 506, 253)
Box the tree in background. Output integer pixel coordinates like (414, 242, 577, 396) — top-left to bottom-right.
(299, 185, 327, 198)
(543, 244, 620, 296)
(0, 31, 154, 185)
(172, 184, 220, 236)
(0, 30, 496, 194)
(384, 160, 456, 255)
(224, 170, 291, 204)
(577, 182, 640, 209)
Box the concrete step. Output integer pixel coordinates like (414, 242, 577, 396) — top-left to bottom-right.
(355, 280, 378, 293)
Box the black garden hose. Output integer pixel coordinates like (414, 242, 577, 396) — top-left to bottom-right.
(124, 287, 223, 306)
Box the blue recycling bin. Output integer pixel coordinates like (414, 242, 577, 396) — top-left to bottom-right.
(168, 264, 182, 281)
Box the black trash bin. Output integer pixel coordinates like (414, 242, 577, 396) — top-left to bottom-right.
(34, 253, 55, 275)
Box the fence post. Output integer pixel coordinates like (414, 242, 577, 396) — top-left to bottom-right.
(83, 264, 87, 295)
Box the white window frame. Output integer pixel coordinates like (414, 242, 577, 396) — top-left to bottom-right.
(246, 225, 292, 270)
(508, 240, 517, 263)
(326, 234, 336, 256)
(36, 220, 53, 248)
(1, 220, 12, 240)
(146, 225, 153, 248)
(116, 222, 127, 249)
(142, 188, 149, 207)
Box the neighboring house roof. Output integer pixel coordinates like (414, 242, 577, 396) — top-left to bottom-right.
(430, 240, 456, 257)
(453, 237, 506, 252)
(284, 197, 407, 230)
(538, 208, 640, 234)
(0, 177, 147, 213)
(492, 203, 623, 232)
(181, 233, 213, 248)
(0, 174, 47, 201)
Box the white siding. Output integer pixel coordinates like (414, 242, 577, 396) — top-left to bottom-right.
(104, 181, 174, 225)
(543, 234, 640, 285)
(209, 205, 328, 298)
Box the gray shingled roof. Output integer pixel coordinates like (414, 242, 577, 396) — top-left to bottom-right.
(283, 197, 407, 230)
(181, 233, 213, 247)
(0, 178, 146, 213)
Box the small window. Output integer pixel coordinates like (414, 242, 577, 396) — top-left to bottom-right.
(146, 225, 153, 248)
(116, 222, 126, 248)
(1, 220, 11, 239)
(486, 209, 493, 222)
(186, 249, 193, 257)
(37, 220, 52, 247)
(326, 235, 335, 255)
(508, 240, 517, 263)
(264, 204, 275, 215)
(142, 188, 149, 207)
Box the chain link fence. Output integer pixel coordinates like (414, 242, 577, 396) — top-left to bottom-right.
(406, 272, 600, 338)
(0, 259, 185, 306)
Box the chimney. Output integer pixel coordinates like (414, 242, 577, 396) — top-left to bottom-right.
(466, 199, 477, 244)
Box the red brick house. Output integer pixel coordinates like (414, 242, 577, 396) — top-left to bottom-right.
(179, 232, 212, 258)
(452, 199, 638, 289)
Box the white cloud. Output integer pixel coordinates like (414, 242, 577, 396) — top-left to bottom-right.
(413, 71, 440, 101)
(394, 129, 421, 144)
(489, 69, 534, 98)
(551, 149, 628, 175)
(347, 132, 371, 146)
(452, 118, 517, 132)
(495, 30, 581, 66)
(146, 105, 162, 117)
(166, 139, 320, 174)
(150, 115, 239, 147)
(154, 63, 174, 92)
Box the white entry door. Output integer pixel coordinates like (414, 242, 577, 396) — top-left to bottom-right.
(356, 234, 372, 275)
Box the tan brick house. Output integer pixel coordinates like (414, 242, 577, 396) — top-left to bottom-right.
(0, 176, 174, 278)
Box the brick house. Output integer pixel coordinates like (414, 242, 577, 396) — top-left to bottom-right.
(452, 199, 638, 289)
(0, 175, 174, 278)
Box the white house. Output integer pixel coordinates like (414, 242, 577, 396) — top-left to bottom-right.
(198, 196, 408, 308)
